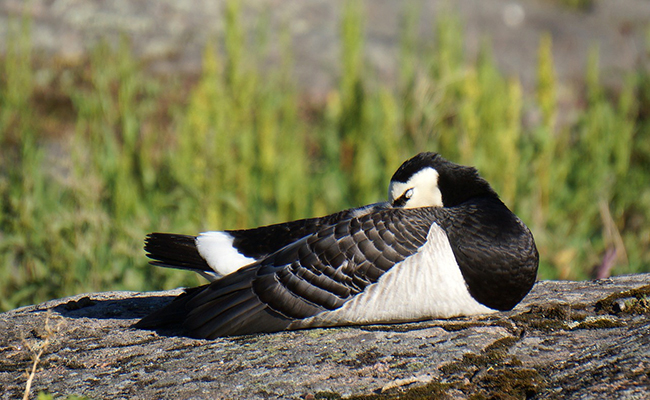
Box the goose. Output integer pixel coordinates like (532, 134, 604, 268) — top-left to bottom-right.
(135, 152, 538, 338)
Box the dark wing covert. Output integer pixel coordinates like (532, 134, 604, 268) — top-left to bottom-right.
(142, 208, 436, 338)
(225, 202, 391, 259)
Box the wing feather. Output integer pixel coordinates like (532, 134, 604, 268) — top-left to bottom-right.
(226, 202, 391, 259)
(139, 208, 436, 337)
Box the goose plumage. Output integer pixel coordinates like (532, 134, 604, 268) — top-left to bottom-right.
(135, 153, 538, 338)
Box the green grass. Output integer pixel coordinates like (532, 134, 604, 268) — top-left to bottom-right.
(1, 3, 649, 312)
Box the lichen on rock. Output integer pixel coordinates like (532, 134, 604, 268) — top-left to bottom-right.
(1, 275, 649, 399)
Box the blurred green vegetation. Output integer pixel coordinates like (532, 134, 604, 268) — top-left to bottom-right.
(1, 3, 649, 312)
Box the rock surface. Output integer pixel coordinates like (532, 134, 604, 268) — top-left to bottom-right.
(1, 274, 649, 399)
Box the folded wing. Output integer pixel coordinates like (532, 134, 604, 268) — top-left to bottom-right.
(136, 208, 434, 338)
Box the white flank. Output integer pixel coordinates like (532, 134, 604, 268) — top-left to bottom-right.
(196, 231, 257, 277)
(295, 223, 494, 328)
(389, 168, 443, 208)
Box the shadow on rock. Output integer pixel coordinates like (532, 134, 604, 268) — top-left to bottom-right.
(52, 295, 175, 320)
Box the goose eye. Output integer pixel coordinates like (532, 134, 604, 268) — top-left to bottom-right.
(392, 188, 414, 207)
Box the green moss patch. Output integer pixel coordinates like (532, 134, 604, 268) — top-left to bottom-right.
(437, 333, 545, 399)
(595, 285, 650, 315)
(511, 303, 593, 331)
(340, 348, 383, 368)
(468, 368, 546, 400)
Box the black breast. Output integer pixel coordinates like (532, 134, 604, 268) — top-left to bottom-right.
(436, 197, 539, 311)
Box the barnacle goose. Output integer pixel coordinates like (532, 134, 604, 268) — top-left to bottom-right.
(135, 153, 538, 338)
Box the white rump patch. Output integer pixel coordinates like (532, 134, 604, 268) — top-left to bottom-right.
(196, 231, 257, 277)
(388, 167, 443, 209)
(295, 223, 494, 328)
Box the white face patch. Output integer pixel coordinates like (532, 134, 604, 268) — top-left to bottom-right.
(388, 168, 443, 208)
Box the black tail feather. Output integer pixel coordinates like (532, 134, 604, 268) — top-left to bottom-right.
(144, 233, 212, 273)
